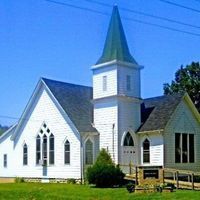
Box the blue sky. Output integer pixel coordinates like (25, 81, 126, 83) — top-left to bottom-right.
(1, 0, 200, 125)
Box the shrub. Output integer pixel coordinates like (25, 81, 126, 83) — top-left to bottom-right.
(15, 177, 25, 183)
(86, 149, 125, 188)
(126, 182, 135, 193)
(67, 178, 76, 184)
(95, 148, 113, 165)
(155, 185, 162, 193)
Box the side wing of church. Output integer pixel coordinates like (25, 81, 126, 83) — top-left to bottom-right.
(0, 5, 200, 181)
(0, 79, 98, 180)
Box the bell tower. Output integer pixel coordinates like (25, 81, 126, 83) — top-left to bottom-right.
(92, 6, 143, 163)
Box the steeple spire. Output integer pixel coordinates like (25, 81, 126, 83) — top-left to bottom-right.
(96, 5, 137, 65)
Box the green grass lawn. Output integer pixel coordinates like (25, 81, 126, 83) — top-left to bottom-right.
(0, 183, 200, 200)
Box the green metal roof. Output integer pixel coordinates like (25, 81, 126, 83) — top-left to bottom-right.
(96, 5, 137, 65)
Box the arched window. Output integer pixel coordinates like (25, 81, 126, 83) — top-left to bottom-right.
(49, 133, 54, 165)
(36, 135, 41, 165)
(124, 132, 134, 146)
(85, 139, 93, 165)
(43, 134, 47, 166)
(23, 143, 28, 165)
(143, 139, 150, 163)
(64, 140, 70, 164)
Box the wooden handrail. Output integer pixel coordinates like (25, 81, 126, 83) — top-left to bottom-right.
(164, 168, 200, 176)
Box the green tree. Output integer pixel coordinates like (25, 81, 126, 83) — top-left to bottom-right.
(95, 148, 113, 165)
(163, 62, 200, 112)
(86, 149, 125, 188)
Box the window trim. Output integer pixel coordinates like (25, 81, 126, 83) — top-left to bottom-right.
(36, 123, 56, 166)
(123, 132, 134, 146)
(175, 133, 181, 163)
(3, 154, 7, 168)
(143, 138, 150, 164)
(23, 143, 28, 166)
(49, 133, 54, 165)
(182, 133, 188, 163)
(175, 133, 195, 163)
(102, 75, 107, 91)
(36, 135, 41, 165)
(64, 140, 70, 165)
(126, 75, 131, 91)
(189, 134, 195, 163)
(43, 134, 48, 166)
(85, 138, 94, 165)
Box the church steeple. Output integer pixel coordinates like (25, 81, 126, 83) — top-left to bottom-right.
(96, 5, 137, 65)
(92, 6, 142, 164)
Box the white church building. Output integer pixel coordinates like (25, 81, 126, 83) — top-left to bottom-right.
(1, 6, 200, 181)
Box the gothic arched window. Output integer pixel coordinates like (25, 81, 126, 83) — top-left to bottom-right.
(36, 135, 41, 165)
(123, 132, 134, 146)
(23, 143, 28, 165)
(49, 133, 54, 165)
(85, 139, 93, 165)
(64, 140, 70, 164)
(143, 138, 150, 163)
(43, 134, 47, 166)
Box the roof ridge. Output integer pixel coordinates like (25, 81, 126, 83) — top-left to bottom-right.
(41, 77, 92, 89)
(143, 93, 183, 101)
(41, 77, 96, 133)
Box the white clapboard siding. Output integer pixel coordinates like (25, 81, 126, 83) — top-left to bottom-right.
(93, 99, 118, 162)
(92, 61, 142, 165)
(0, 84, 82, 179)
(118, 65, 141, 98)
(139, 133, 164, 166)
(118, 99, 141, 165)
(0, 130, 16, 177)
(118, 99, 141, 132)
(93, 64, 117, 99)
(164, 100, 200, 171)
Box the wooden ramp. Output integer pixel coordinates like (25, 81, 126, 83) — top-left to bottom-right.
(120, 164, 200, 190)
(164, 168, 200, 190)
(124, 174, 136, 181)
(164, 179, 200, 190)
